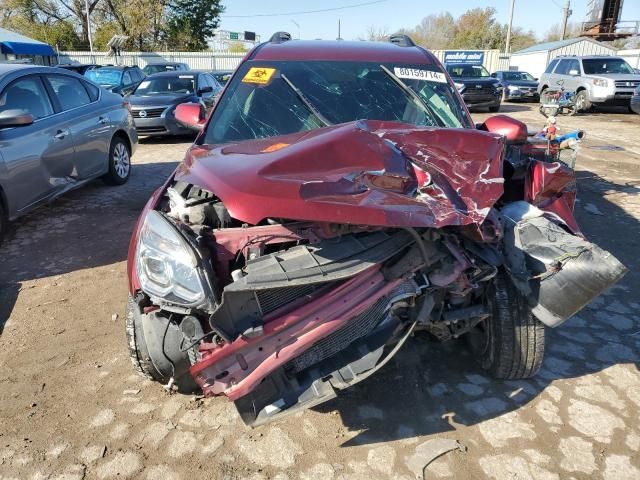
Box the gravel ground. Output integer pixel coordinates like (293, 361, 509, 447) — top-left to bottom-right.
(0, 104, 639, 480)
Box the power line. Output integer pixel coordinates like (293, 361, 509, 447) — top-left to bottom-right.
(222, 0, 388, 18)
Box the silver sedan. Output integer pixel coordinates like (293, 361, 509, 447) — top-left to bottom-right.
(0, 64, 138, 242)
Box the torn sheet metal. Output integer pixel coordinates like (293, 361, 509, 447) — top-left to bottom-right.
(501, 202, 627, 327)
(174, 120, 505, 228)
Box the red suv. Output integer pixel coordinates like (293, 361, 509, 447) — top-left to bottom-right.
(125, 33, 625, 426)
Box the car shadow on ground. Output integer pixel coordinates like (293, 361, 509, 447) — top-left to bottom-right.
(497, 103, 538, 113)
(314, 169, 640, 446)
(0, 161, 179, 334)
(138, 134, 198, 145)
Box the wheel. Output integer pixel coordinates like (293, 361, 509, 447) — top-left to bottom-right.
(467, 270, 545, 379)
(575, 90, 591, 113)
(0, 201, 6, 245)
(125, 295, 199, 392)
(567, 105, 577, 116)
(488, 104, 500, 113)
(539, 105, 558, 118)
(103, 136, 131, 185)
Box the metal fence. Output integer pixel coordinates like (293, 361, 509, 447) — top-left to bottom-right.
(58, 51, 245, 71)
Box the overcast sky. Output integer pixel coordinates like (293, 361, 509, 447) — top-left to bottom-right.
(218, 0, 640, 42)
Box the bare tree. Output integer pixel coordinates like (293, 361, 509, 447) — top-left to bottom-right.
(362, 24, 391, 42)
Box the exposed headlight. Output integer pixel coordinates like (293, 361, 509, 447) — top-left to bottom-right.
(136, 210, 206, 306)
(508, 85, 520, 91)
(454, 82, 465, 91)
(593, 78, 608, 87)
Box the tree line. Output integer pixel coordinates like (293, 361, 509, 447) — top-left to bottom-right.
(0, 0, 224, 51)
(364, 8, 585, 52)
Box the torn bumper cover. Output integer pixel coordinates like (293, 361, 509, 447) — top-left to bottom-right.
(502, 202, 627, 327)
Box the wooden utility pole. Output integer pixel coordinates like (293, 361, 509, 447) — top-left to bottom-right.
(561, 0, 572, 40)
(505, 0, 516, 54)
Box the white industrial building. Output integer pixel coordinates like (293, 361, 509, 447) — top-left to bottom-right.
(509, 37, 618, 78)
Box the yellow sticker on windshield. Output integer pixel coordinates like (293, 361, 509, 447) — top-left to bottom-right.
(242, 67, 277, 85)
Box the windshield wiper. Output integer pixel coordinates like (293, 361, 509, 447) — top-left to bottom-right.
(379, 65, 446, 127)
(280, 73, 332, 127)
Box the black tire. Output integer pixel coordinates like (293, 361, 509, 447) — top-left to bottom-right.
(103, 135, 131, 185)
(488, 104, 500, 113)
(125, 296, 199, 392)
(0, 201, 6, 245)
(575, 90, 591, 113)
(468, 270, 545, 379)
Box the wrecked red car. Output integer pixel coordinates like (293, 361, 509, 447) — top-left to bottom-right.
(125, 33, 626, 426)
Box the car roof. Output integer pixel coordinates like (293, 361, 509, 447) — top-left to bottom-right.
(0, 63, 40, 75)
(146, 62, 186, 66)
(555, 55, 624, 60)
(251, 40, 436, 64)
(145, 70, 206, 78)
(90, 65, 137, 70)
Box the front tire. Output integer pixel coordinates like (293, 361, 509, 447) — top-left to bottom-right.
(488, 104, 501, 113)
(575, 90, 591, 113)
(125, 296, 199, 393)
(468, 271, 545, 379)
(103, 136, 131, 185)
(0, 201, 7, 245)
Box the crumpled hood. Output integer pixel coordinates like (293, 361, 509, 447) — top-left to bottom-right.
(174, 120, 505, 228)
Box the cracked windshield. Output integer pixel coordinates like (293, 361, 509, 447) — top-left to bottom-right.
(205, 61, 471, 144)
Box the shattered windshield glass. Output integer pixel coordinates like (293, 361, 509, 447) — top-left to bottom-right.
(204, 61, 471, 145)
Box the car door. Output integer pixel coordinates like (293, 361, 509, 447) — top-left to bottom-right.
(44, 73, 111, 179)
(198, 74, 217, 111)
(0, 74, 76, 214)
(564, 59, 582, 92)
(553, 59, 571, 89)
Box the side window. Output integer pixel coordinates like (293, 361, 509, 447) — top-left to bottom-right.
(208, 74, 221, 89)
(123, 71, 133, 85)
(200, 75, 211, 89)
(554, 60, 570, 75)
(134, 69, 144, 81)
(84, 81, 100, 101)
(545, 59, 559, 74)
(0, 76, 54, 119)
(568, 59, 581, 74)
(47, 75, 91, 110)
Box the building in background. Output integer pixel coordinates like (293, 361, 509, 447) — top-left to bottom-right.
(509, 37, 617, 78)
(0, 27, 57, 65)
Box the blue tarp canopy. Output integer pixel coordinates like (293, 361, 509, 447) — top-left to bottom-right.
(1, 41, 55, 56)
(0, 27, 55, 57)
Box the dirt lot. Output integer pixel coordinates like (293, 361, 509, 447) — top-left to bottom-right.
(1, 104, 639, 480)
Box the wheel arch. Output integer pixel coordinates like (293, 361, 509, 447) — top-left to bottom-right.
(112, 129, 132, 153)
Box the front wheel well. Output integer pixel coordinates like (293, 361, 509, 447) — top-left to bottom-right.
(576, 86, 587, 92)
(112, 130, 132, 153)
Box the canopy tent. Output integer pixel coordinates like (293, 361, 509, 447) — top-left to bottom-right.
(0, 27, 55, 57)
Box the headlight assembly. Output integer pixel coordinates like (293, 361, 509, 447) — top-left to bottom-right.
(454, 82, 465, 92)
(593, 78, 608, 87)
(136, 210, 206, 307)
(508, 85, 520, 91)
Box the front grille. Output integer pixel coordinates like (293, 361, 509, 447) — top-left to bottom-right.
(286, 295, 390, 374)
(136, 126, 168, 133)
(256, 284, 318, 315)
(132, 107, 167, 118)
(614, 80, 640, 89)
(465, 84, 496, 95)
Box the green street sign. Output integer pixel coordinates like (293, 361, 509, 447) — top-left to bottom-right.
(229, 32, 239, 40)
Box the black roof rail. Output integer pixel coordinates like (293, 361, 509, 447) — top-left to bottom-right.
(389, 34, 416, 47)
(270, 31, 292, 43)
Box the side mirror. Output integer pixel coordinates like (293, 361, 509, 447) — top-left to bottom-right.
(198, 86, 214, 95)
(478, 114, 527, 144)
(0, 109, 34, 128)
(490, 73, 497, 78)
(533, 77, 539, 81)
(569, 69, 579, 76)
(175, 102, 206, 130)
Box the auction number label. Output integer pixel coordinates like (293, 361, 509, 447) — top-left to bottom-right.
(394, 68, 447, 83)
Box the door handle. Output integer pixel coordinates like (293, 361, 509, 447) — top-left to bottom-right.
(98, 117, 109, 125)
(54, 129, 69, 140)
